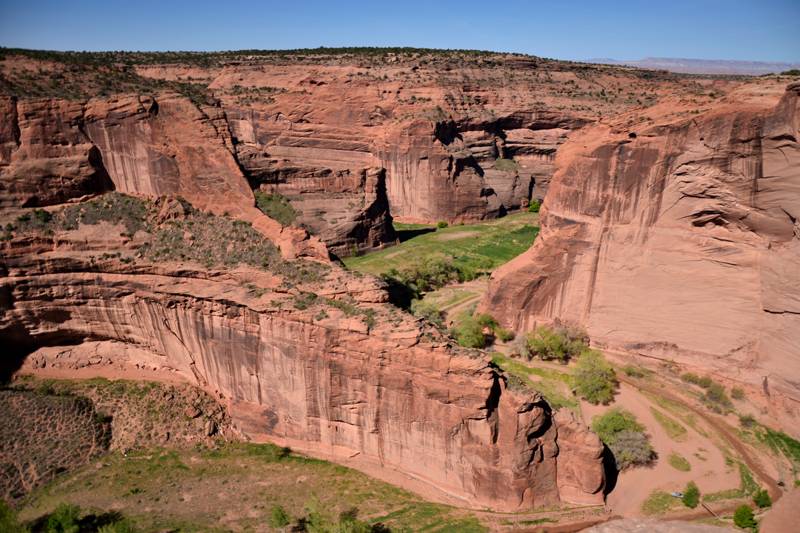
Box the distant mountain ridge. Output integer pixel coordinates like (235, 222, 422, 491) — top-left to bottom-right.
(587, 56, 800, 75)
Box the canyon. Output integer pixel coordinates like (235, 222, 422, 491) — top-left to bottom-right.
(2, 47, 800, 528)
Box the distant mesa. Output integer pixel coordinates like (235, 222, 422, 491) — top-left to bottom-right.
(586, 56, 800, 75)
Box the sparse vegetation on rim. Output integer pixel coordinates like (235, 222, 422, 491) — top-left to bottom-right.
(7, 193, 328, 283)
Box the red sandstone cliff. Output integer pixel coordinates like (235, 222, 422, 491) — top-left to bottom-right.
(483, 82, 800, 404)
(0, 93, 326, 259)
(0, 199, 605, 510)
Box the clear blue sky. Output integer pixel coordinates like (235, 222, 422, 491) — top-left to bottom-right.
(1, 0, 798, 62)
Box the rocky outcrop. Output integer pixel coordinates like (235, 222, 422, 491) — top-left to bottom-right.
(0, 96, 113, 207)
(227, 105, 395, 255)
(483, 83, 800, 401)
(0, 210, 605, 511)
(0, 93, 326, 259)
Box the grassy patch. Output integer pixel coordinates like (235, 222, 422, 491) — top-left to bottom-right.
(490, 353, 578, 411)
(494, 158, 520, 172)
(668, 452, 691, 472)
(650, 407, 688, 442)
(641, 490, 680, 515)
(254, 190, 297, 226)
(344, 212, 539, 278)
(18, 442, 487, 532)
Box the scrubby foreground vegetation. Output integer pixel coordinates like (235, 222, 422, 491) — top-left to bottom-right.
(13, 442, 485, 532)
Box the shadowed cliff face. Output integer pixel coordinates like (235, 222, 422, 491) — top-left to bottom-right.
(484, 83, 800, 402)
(0, 204, 605, 511)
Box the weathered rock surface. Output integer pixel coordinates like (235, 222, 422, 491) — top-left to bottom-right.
(0, 211, 605, 511)
(483, 82, 800, 403)
(0, 92, 326, 259)
(0, 96, 113, 207)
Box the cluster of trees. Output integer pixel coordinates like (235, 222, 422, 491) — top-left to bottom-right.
(591, 409, 655, 470)
(450, 312, 514, 349)
(518, 325, 617, 404)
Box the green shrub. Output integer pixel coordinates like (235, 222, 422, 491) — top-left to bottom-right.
(739, 414, 757, 428)
(269, 505, 291, 528)
(495, 158, 519, 172)
(682, 481, 700, 508)
(524, 325, 588, 362)
(592, 409, 644, 442)
(592, 409, 654, 470)
(452, 312, 487, 349)
(752, 488, 771, 508)
(703, 382, 733, 413)
(0, 501, 28, 533)
(410, 299, 444, 328)
(45, 503, 81, 533)
(781, 69, 800, 76)
(293, 292, 319, 310)
(622, 365, 648, 378)
(496, 328, 515, 342)
(731, 386, 746, 400)
(528, 199, 541, 213)
(254, 190, 296, 226)
(733, 505, 756, 530)
(681, 372, 713, 388)
(436, 220, 449, 229)
(573, 350, 617, 404)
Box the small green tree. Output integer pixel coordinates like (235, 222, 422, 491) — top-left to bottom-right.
(528, 199, 541, 213)
(753, 488, 772, 508)
(269, 505, 291, 528)
(452, 313, 487, 348)
(573, 349, 617, 404)
(45, 503, 81, 533)
(682, 481, 700, 508)
(733, 505, 756, 530)
(591, 409, 654, 470)
(436, 220, 448, 229)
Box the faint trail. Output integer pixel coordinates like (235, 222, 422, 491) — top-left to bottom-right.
(618, 374, 782, 502)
